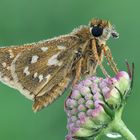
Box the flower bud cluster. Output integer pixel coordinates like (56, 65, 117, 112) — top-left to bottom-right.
(65, 71, 131, 140)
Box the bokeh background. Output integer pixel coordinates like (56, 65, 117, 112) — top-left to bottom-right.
(0, 0, 139, 140)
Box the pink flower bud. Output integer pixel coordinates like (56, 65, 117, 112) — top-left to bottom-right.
(65, 71, 131, 139)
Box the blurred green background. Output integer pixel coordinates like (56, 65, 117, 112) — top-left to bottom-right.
(0, 0, 139, 140)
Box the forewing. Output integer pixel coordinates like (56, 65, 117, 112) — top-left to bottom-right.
(0, 35, 79, 100)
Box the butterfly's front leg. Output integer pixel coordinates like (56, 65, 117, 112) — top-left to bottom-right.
(103, 45, 119, 74)
(91, 39, 110, 77)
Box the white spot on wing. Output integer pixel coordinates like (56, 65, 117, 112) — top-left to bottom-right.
(8, 49, 14, 58)
(7, 66, 10, 70)
(38, 74, 44, 82)
(47, 52, 62, 66)
(10, 53, 34, 100)
(2, 62, 7, 68)
(41, 47, 48, 52)
(33, 72, 38, 78)
(57, 45, 66, 50)
(45, 74, 51, 83)
(31, 55, 39, 64)
(23, 66, 30, 76)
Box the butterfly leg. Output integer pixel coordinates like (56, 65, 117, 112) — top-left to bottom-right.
(92, 39, 110, 77)
(103, 45, 119, 74)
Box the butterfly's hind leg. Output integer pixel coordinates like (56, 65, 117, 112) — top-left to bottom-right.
(32, 77, 70, 112)
(103, 45, 119, 74)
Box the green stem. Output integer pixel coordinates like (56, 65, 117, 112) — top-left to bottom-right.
(111, 108, 137, 140)
(94, 108, 137, 140)
(107, 107, 137, 140)
(94, 135, 101, 140)
(112, 119, 137, 140)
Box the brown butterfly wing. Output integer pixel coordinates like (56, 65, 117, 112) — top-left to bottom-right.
(0, 35, 80, 111)
(0, 46, 34, 90)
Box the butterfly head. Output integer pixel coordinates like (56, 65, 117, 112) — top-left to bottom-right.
(89, 19, 119, 43)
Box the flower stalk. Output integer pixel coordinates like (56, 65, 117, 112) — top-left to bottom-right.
(94, 107, 137, 140)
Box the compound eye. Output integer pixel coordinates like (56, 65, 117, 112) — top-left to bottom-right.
(91, 25, 103, 37)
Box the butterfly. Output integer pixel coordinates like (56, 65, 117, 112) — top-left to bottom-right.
(0, 18, 119, 112)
